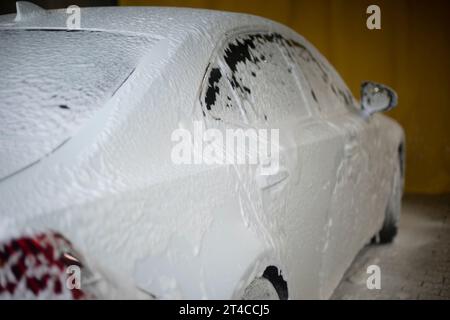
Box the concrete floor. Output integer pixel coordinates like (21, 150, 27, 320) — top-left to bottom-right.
(331, 194, 450, 300)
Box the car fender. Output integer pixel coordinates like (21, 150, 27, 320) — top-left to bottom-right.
(132, 200, 276, 299)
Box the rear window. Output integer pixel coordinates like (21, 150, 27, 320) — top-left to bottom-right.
(0, 29, 156, 181)
(0, 29, 155, 136)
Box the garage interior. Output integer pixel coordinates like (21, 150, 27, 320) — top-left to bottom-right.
(1, 0, 449, 299)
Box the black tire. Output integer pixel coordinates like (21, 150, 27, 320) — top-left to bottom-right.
(378, 215, 398, 243)
(378, 154, 403, 244)
(241, 277, 280, 300)
(241, 266, 288, 300)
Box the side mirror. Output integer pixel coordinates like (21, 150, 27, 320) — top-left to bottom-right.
(360, 81, 398, 117)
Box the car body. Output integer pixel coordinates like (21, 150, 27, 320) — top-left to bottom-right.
(0, 4, 404, 299)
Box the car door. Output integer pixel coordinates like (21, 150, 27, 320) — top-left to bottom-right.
(200, 30, 347, 298)
(285, 36, 382, 297)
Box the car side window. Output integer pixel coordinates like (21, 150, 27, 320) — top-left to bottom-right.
(200, 32, 311, 125)
(286, 38, 355, 115)
(200, 62, 243, 125)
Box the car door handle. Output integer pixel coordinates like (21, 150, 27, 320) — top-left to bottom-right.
(257, 169, 289, 190)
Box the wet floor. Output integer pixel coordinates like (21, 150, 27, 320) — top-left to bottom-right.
(331, 194, 450, 300)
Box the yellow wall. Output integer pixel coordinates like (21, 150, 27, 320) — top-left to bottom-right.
(120, 0, 450, 194)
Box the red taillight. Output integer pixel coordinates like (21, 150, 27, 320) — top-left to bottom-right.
(0, 231, 95, 299)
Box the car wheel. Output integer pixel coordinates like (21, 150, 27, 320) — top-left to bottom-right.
(241, 266, 288, 300)
(241, 277, 280, 300)
(378, 156, 403, 244)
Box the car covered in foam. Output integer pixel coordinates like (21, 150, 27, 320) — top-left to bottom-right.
(0, 2, 404, 299)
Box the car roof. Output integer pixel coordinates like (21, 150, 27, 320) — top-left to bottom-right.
(0, 4, 277, 40)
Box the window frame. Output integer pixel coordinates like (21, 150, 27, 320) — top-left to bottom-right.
(198, 27, 315, 127)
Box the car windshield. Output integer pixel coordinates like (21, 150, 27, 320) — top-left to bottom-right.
(0, 29, 156, 181)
